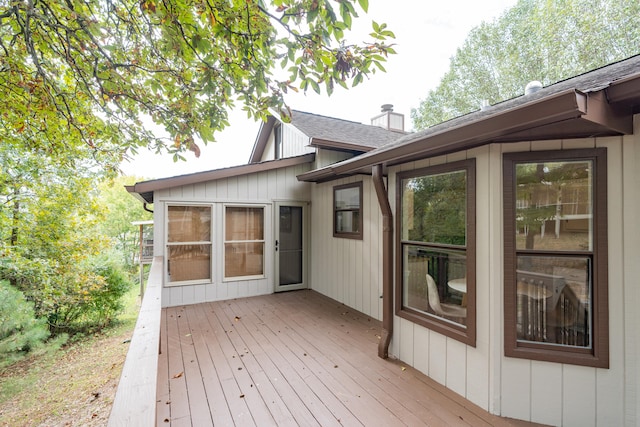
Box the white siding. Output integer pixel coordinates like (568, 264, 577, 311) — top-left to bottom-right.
(309, 175, 383, 321)
(377, 127, 638, 426)
(622, 115, 640, 427)
(260, 122, 314, 162)
(315, 148, 355, 169)
(154, 163, 312, 307)
(148, 113, 640, 426)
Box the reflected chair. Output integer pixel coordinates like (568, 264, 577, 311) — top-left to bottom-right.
(426, 274, 467, 318)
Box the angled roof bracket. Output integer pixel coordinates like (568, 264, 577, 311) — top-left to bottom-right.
(582, 91, 633, 135)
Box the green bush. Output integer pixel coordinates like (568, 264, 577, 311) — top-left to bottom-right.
(0, 281, 50, 368)
(0, 254, 133, 336)
(84, 258, 132, 327)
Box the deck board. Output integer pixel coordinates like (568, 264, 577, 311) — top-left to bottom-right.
(215, 299, 321, 427)
(227, 298, 348, 427)
(158, 290, 546, 427)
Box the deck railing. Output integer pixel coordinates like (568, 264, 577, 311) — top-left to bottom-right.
(108, 256, 163, 427)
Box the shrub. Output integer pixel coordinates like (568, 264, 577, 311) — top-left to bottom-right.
(0, 281, 50, 368)
(0, 253, 133, 336)
(84, 258, 132, 327)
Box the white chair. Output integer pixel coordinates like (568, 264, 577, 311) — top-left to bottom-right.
(426, 274, 467, 318)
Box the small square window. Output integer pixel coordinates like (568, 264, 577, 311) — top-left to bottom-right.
(333, 182, 363, 239)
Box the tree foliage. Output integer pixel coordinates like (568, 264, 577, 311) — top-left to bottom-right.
(96, 176, 152, 266)
(1, 0, 395, 169)
(0, 280, 50, 367)
(405, 171, 466, 246)
(0, 141, 135, 334)
(411, 0, 640, 129)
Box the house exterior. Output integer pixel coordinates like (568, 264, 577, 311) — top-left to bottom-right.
(126, 56, 640, 426)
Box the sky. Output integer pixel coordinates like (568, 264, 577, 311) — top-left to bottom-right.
(120, 0, 517, 179)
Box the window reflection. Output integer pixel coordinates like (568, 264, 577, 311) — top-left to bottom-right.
(400, 166, 470, 330)
(404, 246, 467, 326)
(516, 256, 591, 347)
(515, 161, 592, 252)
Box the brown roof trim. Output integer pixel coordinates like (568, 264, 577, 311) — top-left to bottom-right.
(298, 90, 589, 182)
(128, 153, 315, 203)
(606, 72, 640, 107)
(309, 138, 376, 153)
(333, 89, 589, 175)
(296, 167, 347, 183)
(302, 86, 635, 183)
(248, 115, 277, 163)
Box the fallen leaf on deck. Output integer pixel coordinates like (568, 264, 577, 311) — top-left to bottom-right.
(401, 367, 407, 371)
(239, 394, 245, 398)
(173, 372, 184, 378)
(234, 316, 241, 321)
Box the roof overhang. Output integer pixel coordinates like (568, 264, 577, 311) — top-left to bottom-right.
(128, 153, 315, 204)
(298, 84, 636, 183)
(308, 137, 376, 153)
(248, 115, 278, 163)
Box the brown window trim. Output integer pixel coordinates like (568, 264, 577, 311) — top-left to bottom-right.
(333, 181, 363, 240)
(503, 148, 609, 368)
(395, 159, 477, 347)
(274, 124, 282, 160)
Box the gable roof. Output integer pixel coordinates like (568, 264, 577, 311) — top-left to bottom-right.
(249, 110, 407, 162)
(126, 153, 315, 204)
(298, 55, 640, 183)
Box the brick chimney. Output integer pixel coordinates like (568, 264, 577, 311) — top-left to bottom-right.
(371, 104, 404, 132)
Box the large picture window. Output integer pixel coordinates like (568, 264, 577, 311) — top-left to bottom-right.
(166, 205, 212, 285)
(333, 182, 363, 239)
(397, 160, 476, 346)
(224, 206, 265, 279)
(503, 149, 608, 367)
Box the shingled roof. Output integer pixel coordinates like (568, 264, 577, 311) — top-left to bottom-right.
(291, 110, 407, 149)
(298, 54, 640, 182)
(249, 109, 408, 162)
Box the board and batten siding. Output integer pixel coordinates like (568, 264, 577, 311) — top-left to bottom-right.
(309, 176, 384, 321)
(153, 163, 312, 308)
(261, 122, 314, 162)
(315, 148, 355, 169)
(383, 124, 639, 426)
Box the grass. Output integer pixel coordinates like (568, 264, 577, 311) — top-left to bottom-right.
(0, 283, 140, 427)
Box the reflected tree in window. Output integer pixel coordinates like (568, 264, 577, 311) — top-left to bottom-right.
(404, 170, 466, 246)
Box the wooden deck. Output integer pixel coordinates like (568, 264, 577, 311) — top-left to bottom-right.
(157, 290, 543, 427)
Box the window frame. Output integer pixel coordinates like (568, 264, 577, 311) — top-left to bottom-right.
(503, 148, 609, 368)
(333, 181, 364, 240)
(395, 159, 476, 347)
(223, 204, 266, 281)
(274, 124, 282, 160)
(165, 203, 213, 287)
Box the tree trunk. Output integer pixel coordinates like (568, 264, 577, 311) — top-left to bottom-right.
(9, 187, 20, 288)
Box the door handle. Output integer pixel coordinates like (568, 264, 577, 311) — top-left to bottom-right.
(275, 240, 279, 251)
